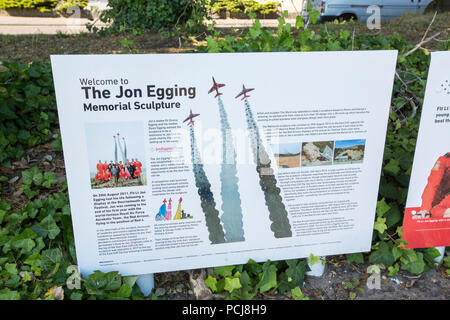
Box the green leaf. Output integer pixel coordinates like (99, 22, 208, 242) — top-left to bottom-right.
(291, 286, 308, 300)
(5, 263, 18, 275)
(258, 261, 277, 293)
(369, 242, 395, 267)
(0, 209, 5, 224)
(285, 259, 309, 288)
(308, 253, 321, 266)
(346, 253, 364, 264)
(214, 265, 235, 277)
(374, 217, 387, 234)
(43, 171, 57, 188)
(401, 251, 425, 275)
(295, 16, 304, 29)
(108, 284, 132, 299)
(376, 198, 391, 217)
(204, 275, 218, 292)
(384, 159, 400, 176)
(224, 277, 242, 293)
(41, 248, 62, 271)
(85, 271, 122, 294)
(70, 292, 83, 300)
(123, 276, 138, 289)
(388, 263, 400, 276)
(0, 288, 20, 300)
(33, 214, 60, 240)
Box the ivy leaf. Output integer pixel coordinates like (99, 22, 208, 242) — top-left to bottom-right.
(385, 203, 401, 228)
(308, 253, 321, 265)
(346, 253, 364, 264)
(384, 159, 400, 176)
(285, 259, 309, 288)
(258, 261, 277, 293)
(388, 263, 400, 276)
(85, 271, 122, 294)
(224, 277, 242, 293)
(41, 248, 62, 271)
(295, 16, 304, 29)
(206, 36, 220, 53)
(123, 276, 138, 289)
(5, 263, 18, 275)
(107, 284, 132, 299)
(32, 214, 60, 240)
(0, 209, 5, 224)
(244, 259, 263, 276)
(291, 286, 308, 300)
(204, 275, 218, 292)
(42, 171, 57, 188)
(376, 198, 390, 217)
(0, 288, 20, 300)
(369, 242, 395, 267)
(70, 292, 83, 300)
(214, 265, 235, 277)
(24, 252, 42, 276)
(374, 217, 387, 234)
(400, 251, 425, 275)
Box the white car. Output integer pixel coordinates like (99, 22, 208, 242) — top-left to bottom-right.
(303, 0, 435, 22)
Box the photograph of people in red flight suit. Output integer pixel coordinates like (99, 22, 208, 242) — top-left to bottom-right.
(413, 152, 450, 219)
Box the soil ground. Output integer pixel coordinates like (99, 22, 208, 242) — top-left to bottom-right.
(154, 255, 450, 300)
(274, 154, 301, 168)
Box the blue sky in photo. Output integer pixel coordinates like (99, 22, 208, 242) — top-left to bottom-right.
(335, 139, 366, 149)
(85, 121, 146, 176)
(270, 142, 302, 155)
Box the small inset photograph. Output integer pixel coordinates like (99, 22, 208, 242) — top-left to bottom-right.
(270, 142, 301, 168)
(334, 139, 366, 165)
(301, 141, 334, 167)
(85, 121, 147, 189)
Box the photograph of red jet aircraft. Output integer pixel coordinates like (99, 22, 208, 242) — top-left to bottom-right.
(208, 77, 225, 98)
(183, 109, 200, 125)
(235, 85, 255, 100)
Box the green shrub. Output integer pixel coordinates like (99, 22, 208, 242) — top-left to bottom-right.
(210, 0, 280, 15)
(0, 0, 58, 11)
(0, 0, 87, 12)
(0, 61, 57, 166)
(88, 0, 213, 36)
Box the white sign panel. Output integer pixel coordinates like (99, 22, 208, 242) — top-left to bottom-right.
(51, 51, 397, 276)
(403, 51, 450, 248)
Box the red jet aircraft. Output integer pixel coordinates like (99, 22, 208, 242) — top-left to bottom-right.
(235, 85, 255, 100)
(208, 77, 225, 98)
(183, 109, 200, 125)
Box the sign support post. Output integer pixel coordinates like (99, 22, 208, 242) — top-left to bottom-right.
(136, 273, 154, 296)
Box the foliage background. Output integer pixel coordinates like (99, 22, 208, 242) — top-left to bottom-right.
(0, 10, 449, 300)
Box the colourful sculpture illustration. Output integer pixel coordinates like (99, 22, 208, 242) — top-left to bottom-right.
(173, 197, 182, 220)
(155, 199, 167, 221)
(155, 197, 192, 221)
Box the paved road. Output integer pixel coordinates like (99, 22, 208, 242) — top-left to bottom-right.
(0, 16, 298, 35)
(0, 16, 95, 34)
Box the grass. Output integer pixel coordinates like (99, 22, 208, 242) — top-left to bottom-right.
(0, 12, 448, 63)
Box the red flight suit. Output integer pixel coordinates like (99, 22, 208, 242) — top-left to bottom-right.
(120, 168, 129, 180)
(104, 169, 111, 182)
(96, 163, 104, 180)
(135, 160, 142, 174)
(420, 153, 450, 218)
